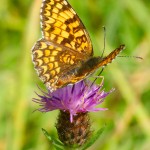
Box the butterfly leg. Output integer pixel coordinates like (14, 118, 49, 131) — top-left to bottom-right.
(90, 68, 104, 87)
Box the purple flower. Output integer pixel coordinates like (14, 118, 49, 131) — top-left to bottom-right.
(33, 79, 114, 122)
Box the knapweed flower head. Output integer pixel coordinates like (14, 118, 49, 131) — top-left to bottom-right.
(33, 79, 114, 122)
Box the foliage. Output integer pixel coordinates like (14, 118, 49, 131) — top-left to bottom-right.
(0, 0, 150, 150)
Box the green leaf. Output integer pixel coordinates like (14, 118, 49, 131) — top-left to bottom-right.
(42, 128, 64, 149)
(54, 145, 64, 150)
(42, 128, 52, 141)
(81, 126, 105, 150)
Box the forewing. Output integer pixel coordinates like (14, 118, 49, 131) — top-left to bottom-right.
(40, 0, 93, 56)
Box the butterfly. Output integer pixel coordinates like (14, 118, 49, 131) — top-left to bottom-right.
(32, 0, 125, 92)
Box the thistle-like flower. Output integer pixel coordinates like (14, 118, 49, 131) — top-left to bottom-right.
(33, 79, 114, 147)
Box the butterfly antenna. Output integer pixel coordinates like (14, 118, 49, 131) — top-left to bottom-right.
(90, 68, 104, 87)
(117, 55, 143, 60)
(101, 26, 106, 58)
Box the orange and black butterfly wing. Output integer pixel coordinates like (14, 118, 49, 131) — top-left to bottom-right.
(32, 0, 94, 91)
(32, 38, 88, 91)
(40, 0, 93, 56)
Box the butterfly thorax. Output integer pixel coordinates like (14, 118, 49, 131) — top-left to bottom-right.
(76, 56, 102, 76)
(55, 56, 103, 88)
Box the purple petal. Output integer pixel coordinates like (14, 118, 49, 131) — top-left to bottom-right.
(33, 79, 114, 122)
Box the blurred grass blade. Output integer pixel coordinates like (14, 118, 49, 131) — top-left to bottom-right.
(82, 126, 105, 150)
(42, 128, 64, 149)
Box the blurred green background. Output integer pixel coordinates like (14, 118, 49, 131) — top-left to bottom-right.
(0, 0, 150, 149)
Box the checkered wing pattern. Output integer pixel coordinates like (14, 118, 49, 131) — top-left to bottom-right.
(32, 38, 88, 91)
(40, 0, 93, 55)
(32, 0, 93, 91)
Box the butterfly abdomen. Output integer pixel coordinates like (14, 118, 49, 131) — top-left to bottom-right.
(97, 45, 125, 67)
(75, 45, 125, 78)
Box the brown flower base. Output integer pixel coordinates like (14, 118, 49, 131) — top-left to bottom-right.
(56, 110, 92, 148)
